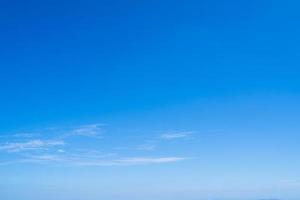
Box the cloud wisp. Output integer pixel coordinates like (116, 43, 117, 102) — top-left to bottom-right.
(22, 155, 186, 167)
(53, 123, 105, 140)
(160, 131, 193, 140)
(69, 124, 105, 138)
(0, 124, 103, 153)
(114, 157, 186, 166)
(135, 131, 195, 152)
(0, 124, 191, 167)
(7, 152, 186, 166)
(0, 139, 65, 152)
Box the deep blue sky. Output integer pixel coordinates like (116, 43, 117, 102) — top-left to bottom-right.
(1, 1, 300, 200)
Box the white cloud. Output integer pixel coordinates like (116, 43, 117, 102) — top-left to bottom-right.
(68, 123, 105, 138)
(0, 124, 191, 167)
(0, 139, 65, 152)
(160, 131, 193, 140)
(0, 149, 187, 167)
(27, 154, 62, 161)
(115, 157, 186, 165)
(57, 149, 65, 153)
(65, 156, 186, 166)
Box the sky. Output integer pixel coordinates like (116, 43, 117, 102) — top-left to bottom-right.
(1, 0, 300, 200)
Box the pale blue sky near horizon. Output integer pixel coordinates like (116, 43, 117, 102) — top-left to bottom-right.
(1, 0, 300, 200)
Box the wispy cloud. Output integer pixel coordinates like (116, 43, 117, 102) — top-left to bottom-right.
(0, 123, 106, 142)
(75, 156, 186, 166)
(14, 153, 186, 166)
(0, 139, 65, 152)
(0, 124, 191, 167)
(25, 154, 63, 162)
(160, 131, 193, 140)
(64, 123, 105, 138)
(135, 131, 195, 151)
(0, 141, 187, 166)
(114, 157, 186, 165)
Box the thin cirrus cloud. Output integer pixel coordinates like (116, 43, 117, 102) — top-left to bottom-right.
(0, 124, 103, 153)
(0, 139, 65, 152)
(0, 123, 105, 155)
(160, 131, 193, 140)
(136, 131, 195, 152)
(71, 124, 104, 137)
(60, 123, 105, 139)
(77, 156, 186, 166)
(15, 152, 186, 166)
(115, 157, 186, 165)
(0, 124, 191, 167)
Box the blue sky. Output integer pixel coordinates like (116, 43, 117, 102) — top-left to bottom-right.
(1, 0, 300, 200)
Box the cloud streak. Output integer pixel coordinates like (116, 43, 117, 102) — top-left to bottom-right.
(160, 131, 193, 140)
(71, 124, 104, 137)
(114, 157, 186, 165)
(0, 139, 65, 152)
(57, 123, 105, 139)
(0, 124, 191, 167)
(5, 153, 186, 166)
